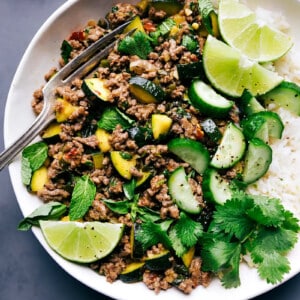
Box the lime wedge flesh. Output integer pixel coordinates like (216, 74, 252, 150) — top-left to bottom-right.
(203, 35, 283, 97)
(218, 0, 293, 62)
(40, 220, 124, 263)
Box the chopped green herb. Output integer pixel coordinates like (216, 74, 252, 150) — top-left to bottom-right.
(118, 31, 153, 59)
(97, 107, 134, 132)
(201, 190, 299, 288)
(69, 175, 96, 220)
(103, 199, 132, 215)
(60, 40, 73, 64)
(182, 35, 198, 53)
(18, 202, 67, 231)
(21, 141, 48, 185)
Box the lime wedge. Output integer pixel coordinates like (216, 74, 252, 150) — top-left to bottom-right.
(203, 35, 282, 97)
(40, 220, 124, 263)
(218, 0, 293, 62)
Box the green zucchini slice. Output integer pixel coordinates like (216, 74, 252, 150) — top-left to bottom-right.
(129, 76, 165, 103)
(82, 78, 111, 101)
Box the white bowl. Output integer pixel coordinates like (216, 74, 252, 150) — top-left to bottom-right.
(4, 0, 300, 299)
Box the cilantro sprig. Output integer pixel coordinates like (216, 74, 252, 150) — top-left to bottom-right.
(201, 191, 299, 288)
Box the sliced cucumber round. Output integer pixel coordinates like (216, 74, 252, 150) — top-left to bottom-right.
(242, 138, 272, 184)
(202, 168, 232, 205)
(210, 122, 246, 169)
(168, 167, 201, 214)
(240, 90, 265, 117)
(188, 79, 234, 118)
(168, 138, 210, 175)
(241, 111, 284, 143)
(259, 81, 300, 116)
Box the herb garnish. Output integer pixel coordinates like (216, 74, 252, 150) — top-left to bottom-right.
(18, 202, 66, 231)
(69, 175, 96, 220)
(201, 190, 299, 288)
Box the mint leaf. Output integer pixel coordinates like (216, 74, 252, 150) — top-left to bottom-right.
(21, 142, 48, 185)
(21, 156, 32, 185)
(123, 179, 136, 200)
(18, 202, 66, 231)
(69, 175, 96, 220)
(135, 219, 173, 251)
(97, 107, 134, 132)
(136, 206, 161, 223)
(247, 195, 285, 227)
(103, 199, 131, 214)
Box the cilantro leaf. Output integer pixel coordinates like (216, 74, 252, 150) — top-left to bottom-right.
(69, 175, 96, 220)
(176, 212, 203, 247)
(249, 227, 298, 260)
(282, 210, 300, 232)
(18, 202, 67, 231)
(247, 195, 285, 227)
(118, 31, 152, 59)
(135, 219, 173, 251)
(209, 197, 254, 240)
(257, 251, 290, 284)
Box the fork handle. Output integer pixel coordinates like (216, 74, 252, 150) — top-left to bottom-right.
(0, 110, 54, 171)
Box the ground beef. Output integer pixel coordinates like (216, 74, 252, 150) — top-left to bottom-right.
(106, 3, 140, 28)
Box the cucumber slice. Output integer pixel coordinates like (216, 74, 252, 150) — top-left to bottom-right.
(259, 81, 300, 116)
(242, 138, 272, 184)
(129, 76, 165, 104)
(82, 78, 111, 101)
(168, 138, 210, 174)
(168, 167, 201, 214)
(202, 168, 232, 205)
(241, 111, 284, 143)
(188, 80, 234, 118)
(210, 122, 246, 169)
(240, 90, 265, 116)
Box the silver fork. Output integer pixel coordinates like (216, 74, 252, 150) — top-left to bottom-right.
(0, 20, 133, 171)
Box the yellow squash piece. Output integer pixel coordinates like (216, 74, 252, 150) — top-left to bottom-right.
(31, 165, 48, 192)
(95, 128, 111, 153)
(110, 151, 137, 180)
(182, 246, 195, 268)
(92, 152, 104, 169)
(42, 122, 61, 141)
(55, 98, 80, 123)
(123, 15, 145, 33)
(151, 114, 173, 139)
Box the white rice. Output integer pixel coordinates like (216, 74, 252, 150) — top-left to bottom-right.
(247, 108, 300, 219)
(245, 7, 300, 218)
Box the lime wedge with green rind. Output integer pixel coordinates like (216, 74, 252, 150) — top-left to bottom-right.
(218, 0, 293, 62)
(203, 35, 283, 97)
(40, 220, 124, 263)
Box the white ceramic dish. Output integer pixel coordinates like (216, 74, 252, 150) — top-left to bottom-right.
(4, 0, 300, 299)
